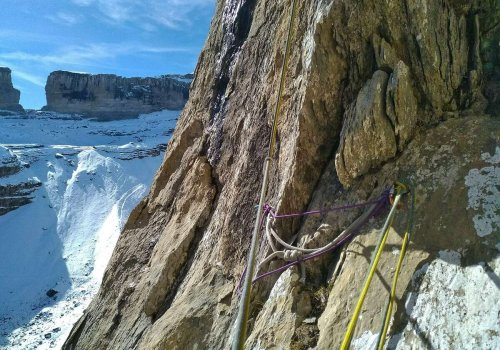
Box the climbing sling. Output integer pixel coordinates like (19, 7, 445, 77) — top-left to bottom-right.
(252, 192, 389, 284)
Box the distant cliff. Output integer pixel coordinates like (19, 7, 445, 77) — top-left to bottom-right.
(0, 67, 24, 113)
(43, 71, 191, 120)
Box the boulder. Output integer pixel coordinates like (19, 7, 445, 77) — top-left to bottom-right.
(0, 146, 22, 177)
(335, 70, 397, 186)
(46, 289, 59, 298)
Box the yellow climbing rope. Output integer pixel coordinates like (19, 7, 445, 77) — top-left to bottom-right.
(340, 183, 409, 350)
(377, 229, 409, 349)
(267, 0, 298, 158)
(231, 0, 299, 349)
(376, 184, 414, 349)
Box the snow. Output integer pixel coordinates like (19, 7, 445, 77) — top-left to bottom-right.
(162, 74, 193, 84)
(0, 110, 178, 349)
(391, 250, 500, 349)
(171, 77, 193, 83)
(65, 71, 89, 75)
(0, 145, 20, 172)
(0, 146, 12, 159)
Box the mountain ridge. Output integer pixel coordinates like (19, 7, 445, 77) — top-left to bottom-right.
(43, 71, 191, 120)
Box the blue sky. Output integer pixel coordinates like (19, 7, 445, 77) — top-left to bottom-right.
(0, 0, 215, 109)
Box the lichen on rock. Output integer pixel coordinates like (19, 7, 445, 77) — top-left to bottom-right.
(465, 147, 500, 238)
(391, 251, 500, 349)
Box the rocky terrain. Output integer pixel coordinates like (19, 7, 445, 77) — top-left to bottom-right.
(0, 67, 24, 113)
(61, 0, 499, 350)
(43, 71, 191, 120)
(0, 110, 179, 350)
(0, 145, 41, 215)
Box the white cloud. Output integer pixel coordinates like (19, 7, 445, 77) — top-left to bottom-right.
(140, 23, 158, 32)
(13, 71, 46, 87)
(71, 0, 215, 29)
(72, 0, 95, 5)
(46, 12, 82, 26)
(0, 30, 63, 44)
(0, 42, 194, 67)
(0, 61, 45, 87)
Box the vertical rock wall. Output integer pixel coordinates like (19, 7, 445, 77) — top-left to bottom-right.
(0, 67, 24, 113)
(43, 71, 191, 120)
(63, 0, 499, 349)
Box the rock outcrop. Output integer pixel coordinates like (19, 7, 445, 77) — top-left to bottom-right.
(63, 0, 499, 349)
(43, 71, 191, 120)
(0, 67, 24, 113)
(0, 146, 41, 215)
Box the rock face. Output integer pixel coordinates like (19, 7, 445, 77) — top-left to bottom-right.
(43, 71, 191, 120)
(0, 146, 41, 215)
(63, 1, 499, 350)
(0, 67, 24, 113)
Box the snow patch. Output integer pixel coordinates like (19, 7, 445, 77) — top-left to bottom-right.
(464, 147, 500, 237)
(0, 145, 13, 159)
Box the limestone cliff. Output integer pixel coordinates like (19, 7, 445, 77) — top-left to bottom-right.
(43, 71, 191, 120)
(0, 67, 24, 113)
(63, 0, 499, 349)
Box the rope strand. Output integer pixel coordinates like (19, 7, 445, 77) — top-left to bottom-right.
(265, 197, 384, 219)
(253, 194, 388, 283)
(231, 1, 299, 348)
(376, 185, 415, 349)
(340, 184, 406, 350)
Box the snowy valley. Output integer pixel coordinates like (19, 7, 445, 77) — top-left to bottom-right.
(0, 110, 178, 349)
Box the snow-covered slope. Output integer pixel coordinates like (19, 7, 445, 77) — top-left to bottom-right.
(0, 110, 178, 349)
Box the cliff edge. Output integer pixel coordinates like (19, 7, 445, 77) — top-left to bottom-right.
(43, 71, 191, 120)
(63, 0, 499, 349)
(0, 67, 24, 113)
